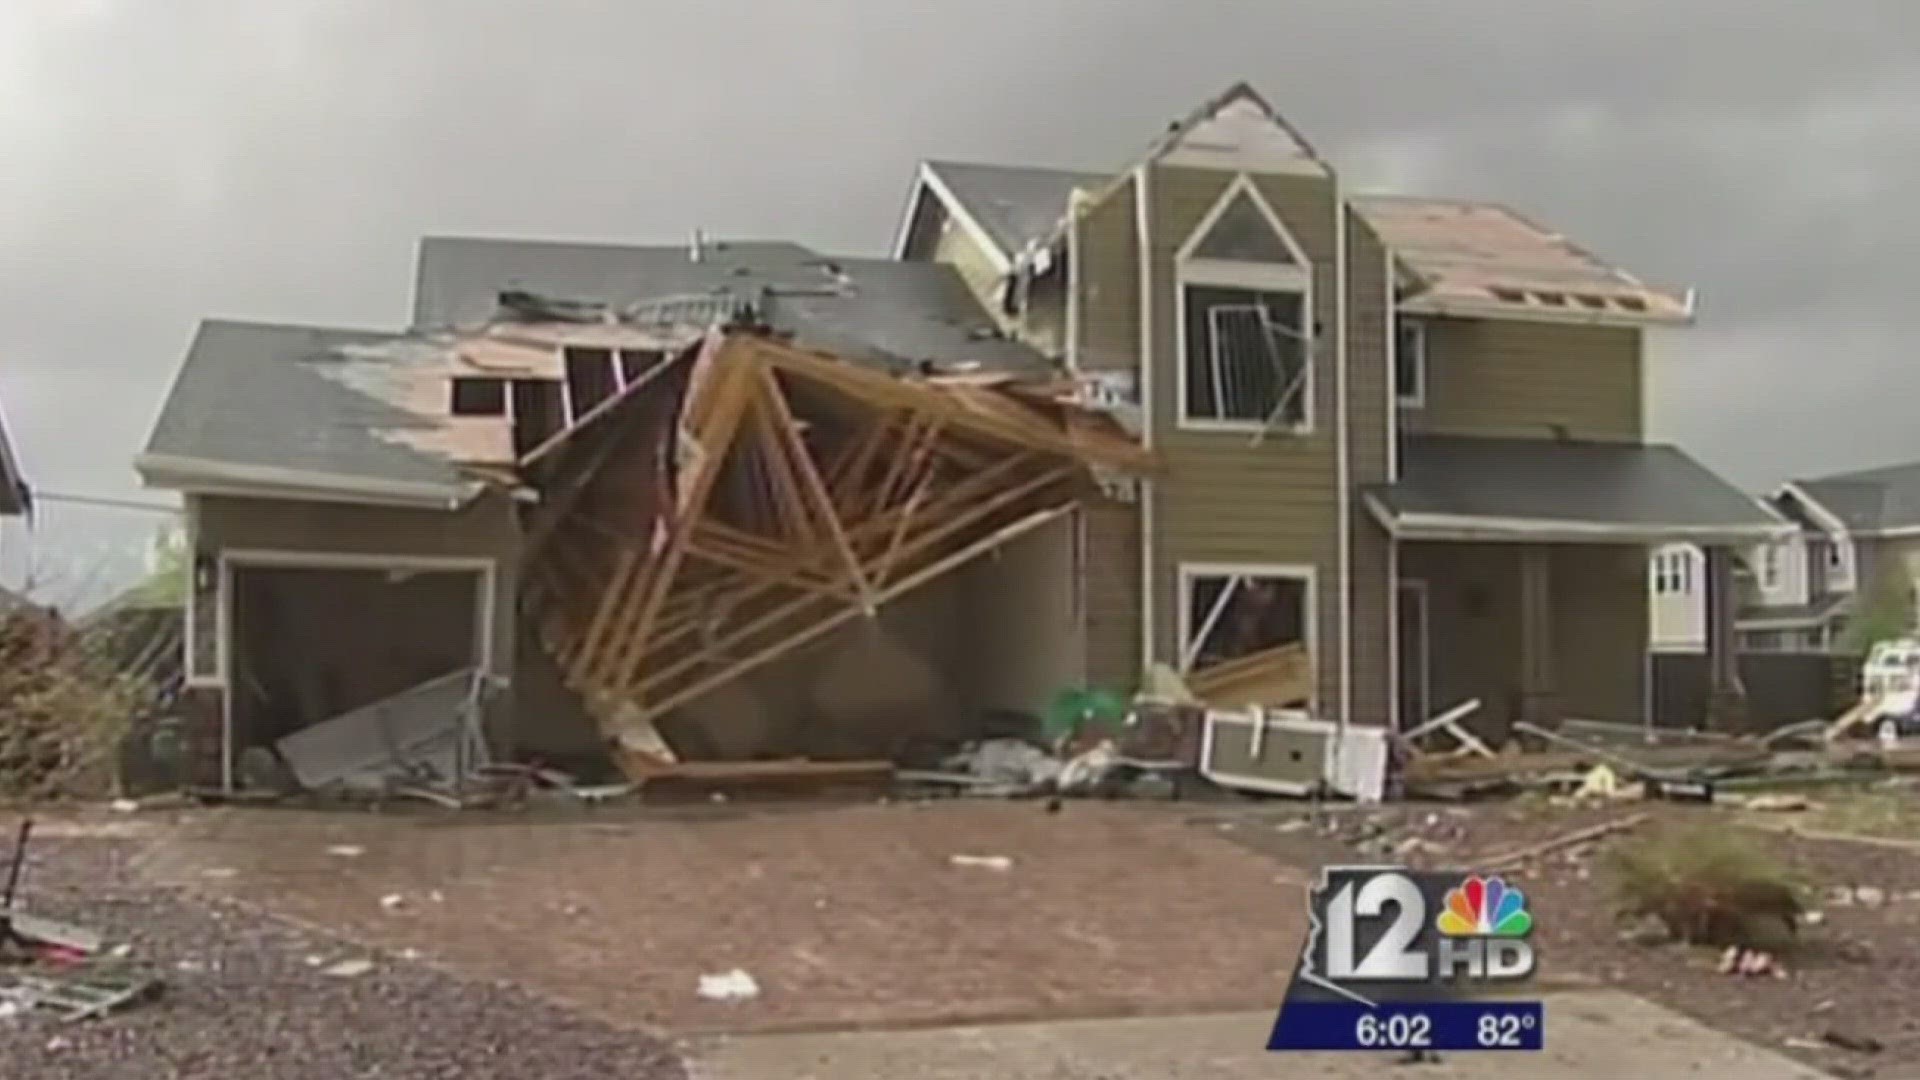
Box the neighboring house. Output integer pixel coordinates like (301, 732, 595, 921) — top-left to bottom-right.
(1652, 459, 1920, 655)
(137, 83, 1782, 791)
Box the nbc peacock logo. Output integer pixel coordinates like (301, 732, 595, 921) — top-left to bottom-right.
(1436, 875, 1533, 938)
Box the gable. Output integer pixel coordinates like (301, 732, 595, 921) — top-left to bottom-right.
(1160, 94, 1326, 177)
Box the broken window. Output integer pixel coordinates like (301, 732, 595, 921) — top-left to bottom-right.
(1182, 285, 1308, 427)
(450, 378, 507, 417)
(1394, 317, 1425, 407)
(1191, 191, 1297, 263)
(1181, 570, 1311, 674)
(563, 347, 617, 418)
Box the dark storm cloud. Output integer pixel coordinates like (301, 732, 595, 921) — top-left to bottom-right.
(0, 0, 1914, 593)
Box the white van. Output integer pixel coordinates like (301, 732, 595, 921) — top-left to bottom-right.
(1861, 637, 1920, 744)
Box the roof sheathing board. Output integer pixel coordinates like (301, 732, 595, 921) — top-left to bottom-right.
(1352, 196, 1692, 323)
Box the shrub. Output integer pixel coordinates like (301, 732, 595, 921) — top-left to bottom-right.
(0, 610, 149, 801)
(1607, 823, 1805, 949)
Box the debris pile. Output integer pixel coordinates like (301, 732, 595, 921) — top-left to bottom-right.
(0, 611, 152, 801)
(0, 821, 162, 1022)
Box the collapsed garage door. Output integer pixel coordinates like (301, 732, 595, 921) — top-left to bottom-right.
(227, 563, 484, 788)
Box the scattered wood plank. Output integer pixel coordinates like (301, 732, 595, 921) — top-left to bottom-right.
(1479, 813, 1651, 871)
(635, 759, 894, 804)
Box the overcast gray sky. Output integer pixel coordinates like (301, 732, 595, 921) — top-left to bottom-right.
(2, 0, 1916, 601)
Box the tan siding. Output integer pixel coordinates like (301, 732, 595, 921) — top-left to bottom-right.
(1074, 174, 1140, 374)
(1081, 500, 1141, 690)
(931, 219, 1006, 324)
(1404, 541, 1645, 740)
(1346, 211, 1393, 726)
(1148, 165, 1345, 716)
(193, 493, 521, 688)
(1551, 544, 1647, 724)
(1406, 319, 1643, 442)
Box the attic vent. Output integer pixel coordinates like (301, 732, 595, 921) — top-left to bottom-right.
(1615, 295, 1647, 313)
(1489, 287, 1528, 304)
(1575, 294, 1608, 310)
(1533, 291, 1567, 306)
(1192, 190, 1296, 263)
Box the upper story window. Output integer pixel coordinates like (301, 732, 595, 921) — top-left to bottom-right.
(1395, 318, 1426, 408)
(1651, 549, 1694, 595)
(1175, 175, 1312, 434)
(1758, 543, 1781, 590)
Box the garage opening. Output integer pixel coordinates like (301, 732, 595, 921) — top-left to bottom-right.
(227, 563, 485, 790)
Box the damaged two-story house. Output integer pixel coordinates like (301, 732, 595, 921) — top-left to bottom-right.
(137, 83, 1785, 794)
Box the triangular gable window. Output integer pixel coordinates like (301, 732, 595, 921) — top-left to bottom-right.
(1192, 191, 1295, 263)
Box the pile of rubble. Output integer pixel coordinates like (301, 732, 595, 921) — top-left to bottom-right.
(0, 822, 160, 1023)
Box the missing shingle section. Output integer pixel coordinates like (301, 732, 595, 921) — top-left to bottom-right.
(1533, 291, 1568, 306)
(1575, 294, 1609, 310)
(1615, 295, 1648, 312)
(1489, 287, 1528, 304)
(450, 377, 507, 416)
(510, 379, 566, 457)
(618, 349, 662, 386)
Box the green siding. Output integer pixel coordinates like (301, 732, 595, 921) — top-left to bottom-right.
(1146, 165, 1345, 716)
(1345, 210, 1393, 727)
(1075, 174, 1140, 374)
(932, 216, 1007, 325)
(1406, 319, 1643, 442)
(1403, 541, 1645, 740)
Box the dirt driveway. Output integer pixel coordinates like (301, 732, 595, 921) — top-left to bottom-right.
(138, 801, 1309, 1034)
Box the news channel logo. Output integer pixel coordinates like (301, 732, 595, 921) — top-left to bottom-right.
(1267, 866, 1545, 1053)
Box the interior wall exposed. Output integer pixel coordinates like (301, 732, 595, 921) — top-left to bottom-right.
(229, 566, 478, 757)
(651, 517, 1081, 762)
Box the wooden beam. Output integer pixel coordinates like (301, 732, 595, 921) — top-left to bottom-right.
(631, 463, 1074, 697)
(746, 386, 820, 546)
(640, 451, 1047, 658)
(756, 366, 876, 611)
(683, 538, 853, 602)
(597, 343, 759, 686)
(634, 504, 1075, 721)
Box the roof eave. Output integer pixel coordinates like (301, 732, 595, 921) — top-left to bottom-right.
(1365, 495, 1795, 546)
(1397, 293, 1693, 329)
(135, 451, 485, 512)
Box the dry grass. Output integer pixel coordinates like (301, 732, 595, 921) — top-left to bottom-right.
(1607, 822, 1807, 949)
(0, 610, 148, 801)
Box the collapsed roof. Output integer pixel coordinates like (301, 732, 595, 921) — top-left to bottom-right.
(138, 241, 1130, 507)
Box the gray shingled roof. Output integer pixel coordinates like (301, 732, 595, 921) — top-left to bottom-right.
(923, 161, 1103, 259)
(1370, 436, 1787, 542)
(1792, 461, 1920, 533)
(142, 320, 473, 495)
(414, 236, 1049, 375)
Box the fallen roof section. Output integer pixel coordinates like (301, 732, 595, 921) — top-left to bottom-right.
(1368, 436, 1791, 544)
(522, 331, 1152, 768)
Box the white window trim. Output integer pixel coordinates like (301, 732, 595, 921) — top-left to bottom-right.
(1176, 561, 1317, 713)
(1395, 318, 1426, 409)
(1173, 173, 1314, 436)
